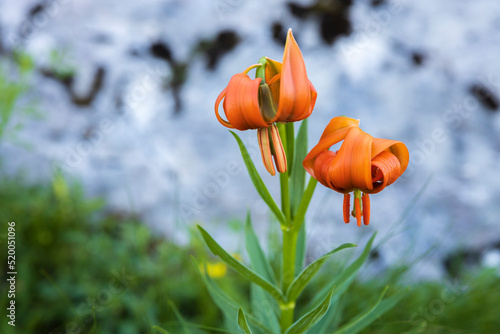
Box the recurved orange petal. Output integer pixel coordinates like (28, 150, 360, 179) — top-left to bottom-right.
(303, 117, 359, 179)
(328, 127, 373, 192)
(215, 73, 268, 130)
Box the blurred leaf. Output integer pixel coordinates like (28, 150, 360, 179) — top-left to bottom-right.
(89, 307, 97, 334)
(168, 300, 190, 334)
(237, 308, 254, 334)
(332, 286, 407, 334)
(285, 289, 334, 334)
(153, 326, 171, 334)
(198, 225, 285, 303)
(286, 243, 357, 301)
(230, 131, 286, 225)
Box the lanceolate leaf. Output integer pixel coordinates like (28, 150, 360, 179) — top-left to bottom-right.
(198, 225, 285, 303)
(230, 131, 286, 225)
(191, 257, 273, 334)
(332, 287, 407, 334)
(286, 243, 357, 301)
(284, 289, 335, 334)
(237, 308, 254, 334)
(305, 233, 377, 312)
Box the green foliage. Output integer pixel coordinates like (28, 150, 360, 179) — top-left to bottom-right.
(0, 175, 222, 334)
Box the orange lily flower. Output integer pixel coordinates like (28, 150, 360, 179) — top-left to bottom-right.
(303, 117, 409, 226)
(215, 29, 317, 175)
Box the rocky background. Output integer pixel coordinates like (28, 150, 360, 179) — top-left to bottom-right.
(1, 0, 500, 279)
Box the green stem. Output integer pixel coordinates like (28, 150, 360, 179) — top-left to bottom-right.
(281, 226, 298, 332)
(285, 122, 294, 175)
(280, 172, 291, 223)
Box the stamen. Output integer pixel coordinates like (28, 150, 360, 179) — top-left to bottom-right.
(343, 193, 351, 224)
(362, 193, 370, 225)
(257, 128, 276, 175)
(270, 124, 287, 174)
(354, 197, 362, 227)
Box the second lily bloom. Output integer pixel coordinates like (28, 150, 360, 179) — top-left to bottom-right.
(303, 117, 409, 227)
(215, 29, 317, 175)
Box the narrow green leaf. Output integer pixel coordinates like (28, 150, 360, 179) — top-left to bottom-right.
(295, 223, 306, 276)
(230, 131, 286, 225)
(333, 287, 407, 334)
(89, 307, 97, 334)
(237, 308, 254, 334)
(290, 119, 308, 215)
(305, 233, 377, 312)
(285, 289, 335, 334)
(168, 300, 190, 334)
(191, 257, 273, 334)
(198, 225, 285, 303)
(287, 243, 357, 301)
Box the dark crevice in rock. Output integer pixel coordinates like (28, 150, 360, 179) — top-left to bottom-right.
(371, 0, 385, 7)
(287, 0, 353, 45)
(41, 66, 106, 107)
(150, 40, 186, 114)
(469, 84, 499, 112)
(271, 22, 287, 46)
(196, 30, 240, 71)
(411, 52, 426, 66)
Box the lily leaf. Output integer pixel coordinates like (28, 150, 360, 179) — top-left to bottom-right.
(284, 288, 335, 334)
(230, 131, 286, 225)
(237, 308, 254, 334)
(286, 243, 357, 302)
(198, 225, 285, 303)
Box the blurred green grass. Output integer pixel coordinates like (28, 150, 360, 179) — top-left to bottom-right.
(1, 174, 499, 334)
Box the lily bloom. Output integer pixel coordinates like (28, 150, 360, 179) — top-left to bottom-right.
(303, 117, 409, 226)
(215, 29, 317, 175)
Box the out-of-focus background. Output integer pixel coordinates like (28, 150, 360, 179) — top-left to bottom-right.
(1, 0, 500, 333)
